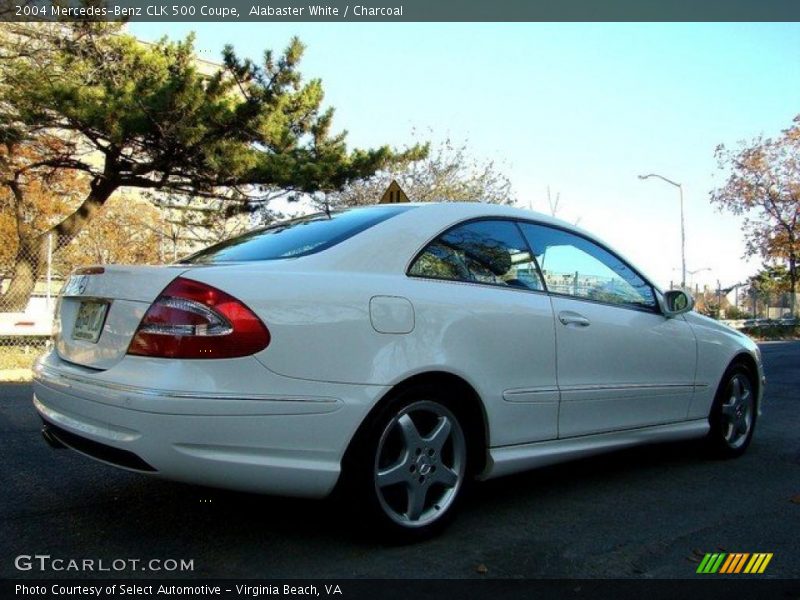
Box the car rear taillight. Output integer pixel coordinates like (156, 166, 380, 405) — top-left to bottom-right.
(128, 277, 270, 359)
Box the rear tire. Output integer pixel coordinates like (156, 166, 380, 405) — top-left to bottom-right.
(707, 363, 757, 459)
(346, 385, 470, 542)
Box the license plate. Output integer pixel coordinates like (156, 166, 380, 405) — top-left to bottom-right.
(72, 301, 109, 343)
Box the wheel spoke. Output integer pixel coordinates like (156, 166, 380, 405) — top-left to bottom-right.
(397, 414, 423, 450)
(425, 416, 452, 451)
(434, 465, 459, 488)
(721, 401, 737, 417)
(724, 422, 736, 443)
(732, 376, 743, 401)
(736, 416, 749, 436)
(406, 485, 427, 521)
(377, 460, 409, 488)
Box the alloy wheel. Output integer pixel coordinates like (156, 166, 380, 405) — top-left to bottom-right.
(373, 400, 466, 528)
(720, 373, 754, 450)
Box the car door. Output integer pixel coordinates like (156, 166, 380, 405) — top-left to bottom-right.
(407, 218, 560, 446)
(518, 222, 697, 438)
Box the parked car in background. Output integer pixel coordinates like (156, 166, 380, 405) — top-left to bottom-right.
(33, 203, 764, 539)
(0, 295, 56, 338)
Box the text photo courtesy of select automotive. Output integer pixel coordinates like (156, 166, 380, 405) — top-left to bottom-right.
(0, 9, 799, 592)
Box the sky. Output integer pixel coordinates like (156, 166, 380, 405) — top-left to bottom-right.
(129, 22, 800, 290)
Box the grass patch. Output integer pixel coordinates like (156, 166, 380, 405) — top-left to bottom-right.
(0, 341, 48, 371)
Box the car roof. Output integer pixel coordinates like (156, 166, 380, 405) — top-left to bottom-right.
(320, 202, 661, 291)
(360, 201, 571, 225)
(365, 201, 600, 239)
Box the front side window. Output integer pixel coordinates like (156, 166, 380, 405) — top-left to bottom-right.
(409, 220, 544, 291)
(519, 223, 657, 309)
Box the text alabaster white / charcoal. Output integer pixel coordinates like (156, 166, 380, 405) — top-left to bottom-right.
(249, 5, 404, 16)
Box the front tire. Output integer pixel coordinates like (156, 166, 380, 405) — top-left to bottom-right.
(350, 387, 470, 541)
(707, 364, 757, 458)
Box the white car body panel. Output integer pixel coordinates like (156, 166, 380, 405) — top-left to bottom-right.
(486, 419, 710, 479)
(32, 202, 765, 498)
(34, 350, 388, 497)
(683, 312, 763, 420)
(551, 296, 697, 437)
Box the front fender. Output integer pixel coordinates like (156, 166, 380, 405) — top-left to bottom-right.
(683, 313, 764, 419)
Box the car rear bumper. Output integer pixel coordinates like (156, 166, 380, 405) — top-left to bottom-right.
(32, 351, 388, 498)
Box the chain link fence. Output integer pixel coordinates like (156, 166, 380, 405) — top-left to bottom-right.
(0, 233, 67, 377)
(681, 281, 799, 340)
(681, 281, 797, 319)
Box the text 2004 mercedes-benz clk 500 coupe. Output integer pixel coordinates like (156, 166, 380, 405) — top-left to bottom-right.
(33, 202, 764, 539)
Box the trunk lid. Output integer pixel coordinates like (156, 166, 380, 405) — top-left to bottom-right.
(55, 265, 190, 370)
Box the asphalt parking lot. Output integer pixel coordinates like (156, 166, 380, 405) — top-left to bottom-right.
(1, 342, 798, 579)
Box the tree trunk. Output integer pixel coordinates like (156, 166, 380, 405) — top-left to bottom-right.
(51, 178, 119, 251)
(0, 180, 118, 312)
(790, 255, 797, 317)
(0, 235, 47, 312)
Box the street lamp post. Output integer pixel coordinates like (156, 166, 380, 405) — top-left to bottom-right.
(672, 267, 710, 294)
(639, 173, 686, 290)
(688, 267, 711, 295)
(686, 267, 711, 282)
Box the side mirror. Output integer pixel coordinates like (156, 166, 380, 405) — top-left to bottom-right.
(660, 289, 694, 317)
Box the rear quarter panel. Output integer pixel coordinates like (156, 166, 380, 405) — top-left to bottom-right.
(186, 265, 559, 447)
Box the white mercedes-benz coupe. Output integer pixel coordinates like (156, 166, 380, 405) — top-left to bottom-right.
(33, 202, 764, 538)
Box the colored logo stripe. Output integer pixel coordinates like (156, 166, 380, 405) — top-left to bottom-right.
(719, 553, 749, 573)
(744, 553, 773, 574)
(697, 553, 773, 574)
(697, 553, 726, 573)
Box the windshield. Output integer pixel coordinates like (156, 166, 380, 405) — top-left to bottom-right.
(180, 205, 416, 264)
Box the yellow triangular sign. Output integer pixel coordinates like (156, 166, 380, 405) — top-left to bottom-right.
(380, 180, 410, 204)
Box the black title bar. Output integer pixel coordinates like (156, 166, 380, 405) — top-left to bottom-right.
(4, 0, 800, 22)
(4, 579, 800, 600)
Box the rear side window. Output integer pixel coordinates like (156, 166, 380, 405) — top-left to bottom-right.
(408, 220, 544, 291)
(181, 206, 415, 264)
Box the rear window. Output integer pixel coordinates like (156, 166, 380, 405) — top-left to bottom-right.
(179, 205, 416, 264)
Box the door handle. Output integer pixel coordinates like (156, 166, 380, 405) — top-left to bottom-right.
(558, 311, 591, 327)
